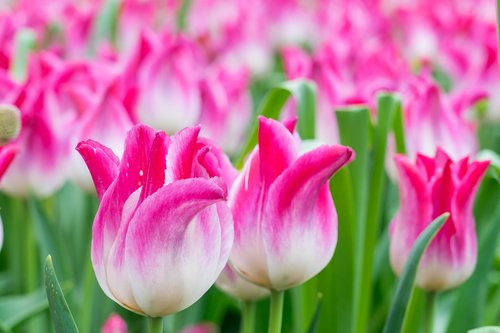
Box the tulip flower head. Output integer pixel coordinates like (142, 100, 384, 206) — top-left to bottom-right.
(77, 124, 234, 317)
(229, 117, 354, 291)
(390, 149, 489, 291)
(216, 264, 269, 301)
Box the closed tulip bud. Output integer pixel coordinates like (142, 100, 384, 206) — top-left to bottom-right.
(216, 264, 269, 301)
(101, 314, 127, 333)
(0, 104, 21, 145)
(229, 117, 354, 291)
(77, 124, 234, 317)
(390, 149, 489, 291)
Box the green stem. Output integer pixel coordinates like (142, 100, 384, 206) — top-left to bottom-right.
(425, 292, 436, 333)
(268, 290, 284, 333)
(241, 301, 256, 333)
(148, 317, 164, 333)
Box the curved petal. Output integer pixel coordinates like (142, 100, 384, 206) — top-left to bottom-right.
(124, 178, 228, 316)
(257, 116, 298, 187)
(90, 125, 155, 302)
(229, 150, 271, 287)
(76, 140, 120, 200)
(0, 145, 17, 181)
(165, 125, 201, 182)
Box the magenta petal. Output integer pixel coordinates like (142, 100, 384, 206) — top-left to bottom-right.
(257, 116, 298, 186)
(138, 131, 170, 204)
(76, 140, 119, 200)
(0, 145, 17, 181)
(166, 125, 201, 182)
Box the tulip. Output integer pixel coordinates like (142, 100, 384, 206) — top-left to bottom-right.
(216, 264, 269, 301)
(199, 65, 252, 154)
(390, 149, 489, 291)
(77, 124, 233, 317)
(128, 32, 204, 134)
(101, 314, 128, 333)
(229, 116, 354, 291)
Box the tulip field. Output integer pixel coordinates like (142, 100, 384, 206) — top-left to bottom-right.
(1, 0, 500, 332)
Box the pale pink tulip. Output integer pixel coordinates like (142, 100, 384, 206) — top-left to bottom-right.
(77, 124, 233, 317)
(229, 117, 354, 290)
(216, 264, 269, 301)
(127, 32, 204, 134)
(199, 65, 252, 154)
(390, 149, 489, 291)
(101, 314, 127, 333)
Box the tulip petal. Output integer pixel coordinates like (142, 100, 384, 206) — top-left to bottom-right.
(76, 140, 119, 200)
(125, 178, 228, 316)
(90, 125, 155, 302)
(166, 125, 201, 182)
(0, 145, 17, 181)
(257, 116, 298, 186)
(229, 149, 272, 287)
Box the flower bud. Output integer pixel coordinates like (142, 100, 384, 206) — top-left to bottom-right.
(0, 104, 21, 145)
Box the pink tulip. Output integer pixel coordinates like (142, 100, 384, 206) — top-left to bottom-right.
(390, 149, 489, 291)
(1, 55, 71, 197)
(127, 32, 204, 134)
(199, 65, 252, 154)
(216, 264, 269, 301)
(77, 124, 234, 317)
(229, 117, 354, 290)
(101, 314, 127, 333)
(403, 72, 477, 161)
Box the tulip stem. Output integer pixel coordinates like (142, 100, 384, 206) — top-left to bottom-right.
(148, 317, 164, 333)
(268, 290, 284, 333)
(241, 301, 256, 333)
(425, 292, 436, 333)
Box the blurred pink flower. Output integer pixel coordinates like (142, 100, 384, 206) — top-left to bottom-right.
(390, 149, 489, 291)
(180, 323, 218, 333)
(77, 124, 234, 316)
(101, 314, 127, 333)
(199, 65, 252, 154)
(126, 32, 204, 134)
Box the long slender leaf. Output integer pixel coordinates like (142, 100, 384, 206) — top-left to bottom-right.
(336, 107, 371, 333)
(468, 327, 500, 333)
(45, 256, 79, 333)
(0, 290, 47, 329)
(382, 213, 449, 333)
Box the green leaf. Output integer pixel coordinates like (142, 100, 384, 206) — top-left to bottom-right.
(305, 294, 322, 333)
(336, 107, 371, 333)
(89, 0, 120, 54)
(468, 327, 500, 333)
(235, 79, 316, 168)
(45, 256, 79, 333)
(382, 213, 449, 333)
(0, 289, 47, 330)
(9, 28, 36, 82)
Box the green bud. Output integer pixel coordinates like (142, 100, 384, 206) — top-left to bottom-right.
(0, 104, 21, 145)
